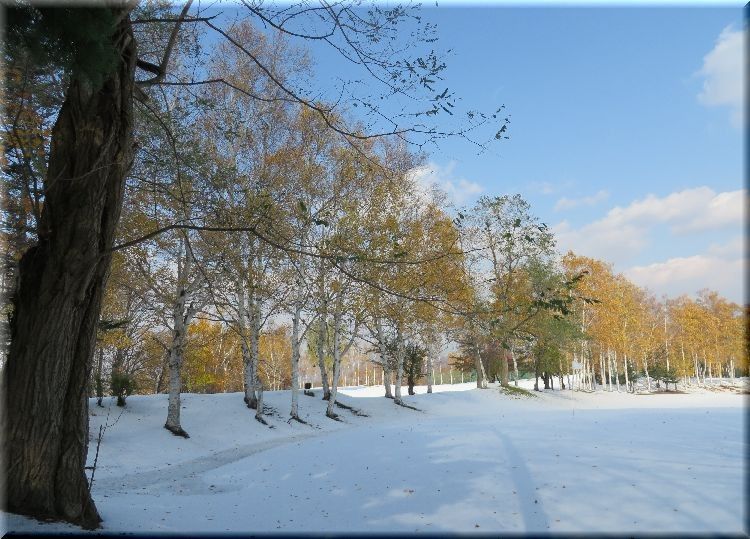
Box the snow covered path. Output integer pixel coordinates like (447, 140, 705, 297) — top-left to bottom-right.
(4, 383, 747, 534)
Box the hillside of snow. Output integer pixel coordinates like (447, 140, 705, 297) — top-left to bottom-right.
(3, 381, 747, 534)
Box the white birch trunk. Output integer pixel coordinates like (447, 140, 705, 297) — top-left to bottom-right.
(376, 319, 393, 398)
(255, 379, 264, 422)
(393, 322, 405, 404)
(316, 299, 330, 400)
(165, 303, 188, 436)
(614, 350, 620, 392)
(237, 275, 254, 406)
(165, 239, 196, 438)
(326, 305, 342, 418)
(623, 354, 629, 392)
(248, 295, 261, 408)
(425, 331, 436, 394)
(289, 290, 302, 420)
(693, 352, 701, 386)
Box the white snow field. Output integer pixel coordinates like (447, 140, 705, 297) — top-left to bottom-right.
(4, 380, 748, 534)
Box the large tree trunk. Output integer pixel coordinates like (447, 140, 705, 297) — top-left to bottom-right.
(3, 13, 136, 529)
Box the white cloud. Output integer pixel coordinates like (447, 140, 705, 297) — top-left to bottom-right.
(552, 218, 648, 267)
(673, 189, 745, 233)
(554, 190, 609, 211)
(624, 253, 744, 304)
(604, 187, 745, 235)
(552, 187, 746, 266)
(409, 161, 483, 205)
(707, 235, 743, 258)
(697, 25, 745, 127)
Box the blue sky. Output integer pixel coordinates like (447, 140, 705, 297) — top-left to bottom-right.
(393, 7, 745, 303)
(204, 3, 745, 302)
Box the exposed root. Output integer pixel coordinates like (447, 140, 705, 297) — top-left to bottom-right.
(164, 424, 190, 438)
(255, 415, 274, 428)
(303, 390, 316, 397)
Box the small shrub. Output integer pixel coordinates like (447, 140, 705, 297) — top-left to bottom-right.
(110, 371, 137, 407)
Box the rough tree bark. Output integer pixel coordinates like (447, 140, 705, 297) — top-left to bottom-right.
(3, 13, 136, 529)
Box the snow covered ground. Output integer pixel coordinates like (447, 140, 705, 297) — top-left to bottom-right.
(4, 380, 747, 534)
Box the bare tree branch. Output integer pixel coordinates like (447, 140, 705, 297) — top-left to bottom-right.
(136, 0, 195, 87)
